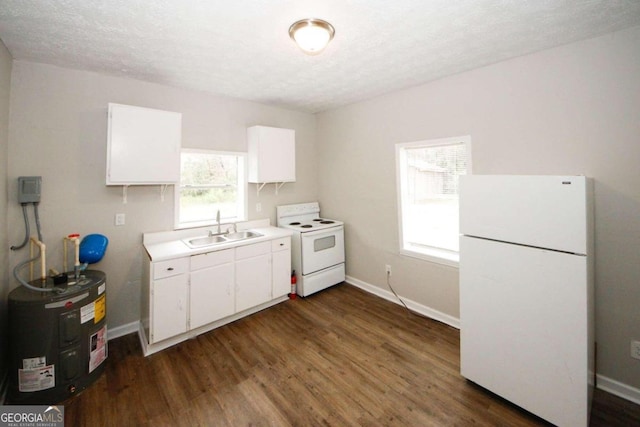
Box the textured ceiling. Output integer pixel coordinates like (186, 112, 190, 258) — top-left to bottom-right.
(0, 1, 639, 113)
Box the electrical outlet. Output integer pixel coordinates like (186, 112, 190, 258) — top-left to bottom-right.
(385, 264, 392, 276)
(115, 213, 125, 226)
(631, 340, 640, 360)
(256, 202, 262, 212)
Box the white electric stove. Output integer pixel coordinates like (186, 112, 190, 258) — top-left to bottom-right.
(276, 202, 345, 297)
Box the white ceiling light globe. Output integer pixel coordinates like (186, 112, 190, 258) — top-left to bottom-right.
(289, 19, 335, 55)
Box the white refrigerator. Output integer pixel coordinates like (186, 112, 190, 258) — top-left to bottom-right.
(459, 175, 594, 427)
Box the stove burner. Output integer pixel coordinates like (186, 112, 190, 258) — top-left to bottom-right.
(289, 222, 301, 226)
(313, 219, 323, 222)
(301, 224, 313, 228)
(320, 220, 335, 224)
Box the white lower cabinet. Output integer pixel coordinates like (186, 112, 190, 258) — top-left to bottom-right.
(235, 241, 272, 312)
(190, 249, 235, 329)
(142, 234, 291, 355)
(149, 257, 189, 344)
(272, 238, 291, 298)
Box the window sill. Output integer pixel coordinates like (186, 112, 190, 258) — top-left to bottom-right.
(400, 245, 459, 268)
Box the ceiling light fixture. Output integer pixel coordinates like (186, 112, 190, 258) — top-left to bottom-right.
(289, 18, 335, 55)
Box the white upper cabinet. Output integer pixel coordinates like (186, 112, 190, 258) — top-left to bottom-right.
(247, 126, 296, 184)
(106, 103, 182, 185)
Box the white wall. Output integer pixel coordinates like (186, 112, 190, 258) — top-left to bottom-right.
(7, 61, 318, 329)
(317, 26, 640, 391)
(0, 38, 12, 389)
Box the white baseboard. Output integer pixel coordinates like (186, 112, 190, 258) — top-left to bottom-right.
(107, 321, 139, 341)
(345, 275, 460, 329)
(597, 374, 640, 405)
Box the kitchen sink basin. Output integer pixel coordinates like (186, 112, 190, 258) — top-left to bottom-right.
(224, 231, 262, 241)
(182, 230, 263, 248)
(185, 235, 227, 247)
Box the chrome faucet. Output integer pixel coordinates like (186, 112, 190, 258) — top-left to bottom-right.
(207, 209, 222, 236)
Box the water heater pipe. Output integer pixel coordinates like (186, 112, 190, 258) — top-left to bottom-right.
(13, 240, 54, 293)
(29, 237, 46, 280)
(63, 235, 80, 272)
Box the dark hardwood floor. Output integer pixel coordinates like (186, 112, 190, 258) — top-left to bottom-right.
(63, 283, 640, 426)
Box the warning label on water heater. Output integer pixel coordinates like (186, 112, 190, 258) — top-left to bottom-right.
(81, 294, 106, 324)
(80, 300, 94, 324)
(18, 363, 55, 392)
(94, 294, 106, 323)
(89, 326, 107, 373)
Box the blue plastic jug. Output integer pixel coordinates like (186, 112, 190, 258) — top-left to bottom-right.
(79, 234, 109, 264)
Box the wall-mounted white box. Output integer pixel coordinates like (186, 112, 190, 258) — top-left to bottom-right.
(107, 103, 182, 185)
(247, 125, 295, 184)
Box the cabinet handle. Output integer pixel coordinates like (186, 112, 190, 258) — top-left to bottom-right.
(167, 267, 174, 271)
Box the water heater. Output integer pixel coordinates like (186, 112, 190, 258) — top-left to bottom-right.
(7, 270, 108, 404)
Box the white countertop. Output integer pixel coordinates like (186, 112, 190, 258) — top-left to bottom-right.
(143, 225, 293, 262)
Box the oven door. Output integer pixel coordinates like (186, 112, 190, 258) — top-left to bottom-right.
(301, 226, 345, 275)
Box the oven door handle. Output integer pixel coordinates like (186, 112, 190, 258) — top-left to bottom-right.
(301, 226, 343, 238)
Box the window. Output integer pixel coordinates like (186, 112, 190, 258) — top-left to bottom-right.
(396, 136, 471, 266)
(175, 149, 247, 229)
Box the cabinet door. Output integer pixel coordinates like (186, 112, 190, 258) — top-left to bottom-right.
(107, 103, 181, 185)
(272, 248, 291, 298)
(151, 274, 188, 343)
(236, 254, 272, 312)
(247, 126, 295, 183)
(190, 263, 235, 329)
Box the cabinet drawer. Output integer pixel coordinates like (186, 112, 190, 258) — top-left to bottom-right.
(271, 237, 290, 252)
(236, 241, 271, 260)
(153, 257, 189, 280)
(191, 248, 234, 271)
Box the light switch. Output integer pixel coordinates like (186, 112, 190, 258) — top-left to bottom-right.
(115, 213, 126, 226)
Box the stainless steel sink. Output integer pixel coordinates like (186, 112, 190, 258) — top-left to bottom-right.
(182, 230, 263, 248)
(184, 235, 227, 248)
(224, 231, 262, 241)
